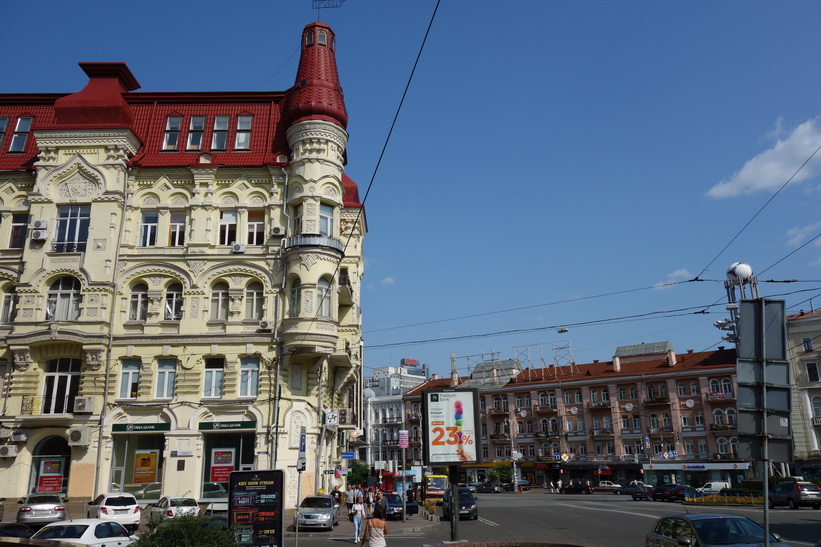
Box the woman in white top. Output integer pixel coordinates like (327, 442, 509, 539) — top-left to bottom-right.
(351, 496, 365, 542)
(362, 510, 388, 547)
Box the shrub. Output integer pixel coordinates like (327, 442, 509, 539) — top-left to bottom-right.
(134, 515, 235, 547)
(423, 499, 438, 515)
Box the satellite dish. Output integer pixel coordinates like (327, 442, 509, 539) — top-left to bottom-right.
(685, 399, 695, 409)
(624, 403, 634, 412)
(512, 451, 523, 461)
(570, 407, 578, 415)
(727, 262, 753, 285)
(519, 410, 528, 418)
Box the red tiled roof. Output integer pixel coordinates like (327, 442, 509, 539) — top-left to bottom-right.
(404, 377, 466, 398)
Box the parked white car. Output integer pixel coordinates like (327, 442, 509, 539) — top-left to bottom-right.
(87, 493, 142, 532)
(31, 518, 136, 546)
(598, 480, 622, 488)
(150, 496, 201, 523)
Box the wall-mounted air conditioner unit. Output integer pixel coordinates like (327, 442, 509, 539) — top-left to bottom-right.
(32, 220, 48, 230)
(68, 426, 91, 447)
(271, 226, 283, 236)
(30, 230, 48, 240)
(10, 431, 27, 442)
(259, 320, 274, 330)
(0, 429, 10, 440)
(232, 243, 246, 253)
(73, 395, 95, 414)
(0, 445, 18, 458)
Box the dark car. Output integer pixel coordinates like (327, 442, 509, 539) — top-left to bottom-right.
(651, 484, 677, 502)
(504, 480, 531, 492)
(0, 524, 34, 539)
(769, 480, 821, 510)
(442, 487, 478, 520)
(664, 485, 699, 502)
(612, 484, 641, 496)
(646, 513, 790, 546)
(632, 486, 651, 500)
(382, 493, 418, 520)
(476, 482, 502, 493)
(559, 483, 593, 495)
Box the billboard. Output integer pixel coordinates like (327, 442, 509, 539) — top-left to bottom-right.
(422, 389, 482, 466)
(229, 469, 285, 547)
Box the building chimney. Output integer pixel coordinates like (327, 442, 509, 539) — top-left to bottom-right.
(667, 349, 677, 367)
(613, 356, 621, 373)
(450, 369, 459, 387)
(430, 374, 438, 381)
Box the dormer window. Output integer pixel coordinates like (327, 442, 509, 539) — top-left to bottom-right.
(306, 31, 314, 46)
(212, 116, 229, 150)
(8, 117, 32, 153)
(235, 116, 252, 150)
(163, 116, 182, 151)
(318, 31, 327, 46)
(187, 116, 205, 150)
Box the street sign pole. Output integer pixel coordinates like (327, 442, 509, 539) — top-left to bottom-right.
(295, 426, 306, 547)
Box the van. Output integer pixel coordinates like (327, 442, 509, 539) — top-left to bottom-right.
(697, 481, 731, 494)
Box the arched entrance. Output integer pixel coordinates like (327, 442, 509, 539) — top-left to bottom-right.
(28, 436, 71, 494)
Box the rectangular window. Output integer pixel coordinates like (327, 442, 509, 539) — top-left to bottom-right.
(695, 412, 704, 426)
(245, 284, 264, 321)
(698, 440, 707, 454)
(804, 338, 814, 352)
(319, 204, 333, 236)
(247, 211, 265, 245)
(187, 116, 206, 150)
(211, 116, 229, 150)
(685, 440, 694, 455)
(577, 444, 586, 456)
(54, 205, 90, 252)
(807, 362, 820, 383)
(635, 440, 643, 455)
(234, 115, 252, 150)
(650, 414, 658, 428)
(239, 357, 259, 398)
(623, 441, 633, 455)
(9, 213, 28, 248)
(203, 358, 224, 398)
(632, 415, 640, 428)
(129, 286, 148, 321)
(156, 359, 177, 399)
(681, 412, 691, 426)
(119, 359, 140, 399)
(140, 212, 159, 246)
(168, 211, 186, 246)
(163, 116, 182, 151)
(9, 117, 32, 152)
(219, 211, 237, 245)
(0, 118, 7, 149)
(0, 290, 16, 323)
(621, 415, 629, 429)
(481, 423, 487, 436)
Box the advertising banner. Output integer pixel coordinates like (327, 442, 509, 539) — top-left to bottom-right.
(211, 448, 236, 483)
(229, 469, 284, 547)
(133, 450, 159, 484)
(38, 459, 64, 493)
(422, 389, 482, 465)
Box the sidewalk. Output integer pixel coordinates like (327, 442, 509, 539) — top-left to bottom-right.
(284, 510, 441, 539)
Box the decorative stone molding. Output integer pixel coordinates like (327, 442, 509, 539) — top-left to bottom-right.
(85, 349, 105, 371)
(300, 254, 318, 269)
(12, 349, 32, 371)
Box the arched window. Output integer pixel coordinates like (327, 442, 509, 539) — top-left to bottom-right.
(717, 437, 728, 454)
(245, 282, 264, 320)
(164, 283, 183, 320)
(46, 277, 82, 321)
(318, 30, 327, 46)
(677, 383, 686, 396)
(305, 31, 314, 46)
(575, 390, 582, 403)
(289, 278, 301, 317)
(713, 409, 725, 426)
(564, 391, 571, 404)
(590, 389, 598, 403)
(129, 283, 148, 321)
(515, 395, 522, 408)
(539, 418, 549, 433)
(629, 385, 637, 399)
(539, 392, 548, 405)
(658, 384, 667, 397)
(721, 378, 732, 394)
(524, 393, 531, 407)
(709, 379, 721, 392)
(618, 387, 626, 401)
(547, 391, 556, 408)
(726, 408, 737, 426)
(690, 381, 699, 395)
(210, 282, 229, 320)
(647, 386, 655, 400)
(601, 389, 609, 402)
(549, 418, 559, 433)
(729, 437, 738, 457)
(0, 285, 17, 323)
(317, 278, 332, 318)
(550, 442, 560, 455)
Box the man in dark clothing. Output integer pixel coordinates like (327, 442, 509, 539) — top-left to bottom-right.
(331, 485, 343, 509)
(374, 489, 388, 520)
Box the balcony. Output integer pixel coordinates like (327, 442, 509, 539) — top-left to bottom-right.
(406, 413, 420, 422)
(51, 241, 87, 253)
(706, 391, 736, 402)
(644, 396, 670, 406)
(590, 428, 614, 437)
(338, 272, 354, 306)
(284, 234, 345, 254)
(709, 423, 737, 431)
(382, 417, 402, 424)
(535, 404, 558, 414)
(489, 433, 510, 443)
(488, 407, 508, 415)
(588, 401, 611, 409)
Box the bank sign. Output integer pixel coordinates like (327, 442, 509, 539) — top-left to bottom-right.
(422, 389, 482, 466)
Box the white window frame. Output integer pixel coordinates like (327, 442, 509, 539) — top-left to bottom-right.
(187, 116, 205, 150)
(234, 115, 252, 150)
(316, 278, 332, 318)
(210, 282, 230, 321)
(203, 358, 224, 398)
(129, 283, 148, 321)
(9, 117, 32, 152)
(169, 211, 186, 246)
(46, 277, 82, 321)
(219, 211, 237, 246)
(119, 359, 140, 399)
(163, 116, 182, 151)
(140, 212, 159, 247)
(247, 210, 265, 245)
(156, 359, 176, 399)
(0, 287, 16, 323)
(239, 357, 259, 398)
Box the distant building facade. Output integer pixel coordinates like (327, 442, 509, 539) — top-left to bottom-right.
(405, 343, 746, 488)
(0, 21, 365, 508)
(787, 309, 821, 478)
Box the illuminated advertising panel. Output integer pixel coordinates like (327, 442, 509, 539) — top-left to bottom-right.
(422, 389, 482, 465)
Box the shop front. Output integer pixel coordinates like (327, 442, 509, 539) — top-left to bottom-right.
(110, 423, 170, 500)
(642, 461, 750, 488)
(199, 420, 256, 502)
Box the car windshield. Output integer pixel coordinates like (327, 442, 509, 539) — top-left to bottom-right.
(384, 494, 401, 503)
(25, 495, 61, 505)
(301, 497, 331, 508)
(170, 498, 198, 507)
(692, 517, 770, 544)
(104, 496, 137, 507)
(36, 524, 89, 539)
(800, 483, 820, 491)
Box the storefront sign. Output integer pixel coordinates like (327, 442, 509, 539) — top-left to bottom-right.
(170, 450, 193, 457)
(112, 423, 171, 432)
(199, 421, 256, 431)
(37, 460, 64, 493)
(422, 388, 482, 465)
(210, 448, 235, 482)
(134, 450, 159, 483)
(229, 469, 284, 547)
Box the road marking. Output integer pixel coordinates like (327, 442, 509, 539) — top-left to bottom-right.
(561, 503, 659, 519)
(478, 517, 499, 526)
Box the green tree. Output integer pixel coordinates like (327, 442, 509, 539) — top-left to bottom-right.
(486, 462, 512, 483)
(135, 515, 235, 547)
(346, 458, 369, 486)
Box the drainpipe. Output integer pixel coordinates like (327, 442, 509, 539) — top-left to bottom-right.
(271, 167, 289, 468)
(94, 165, 130, 497)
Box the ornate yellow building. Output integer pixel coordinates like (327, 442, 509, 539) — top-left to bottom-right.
(0, 21, 365, 508)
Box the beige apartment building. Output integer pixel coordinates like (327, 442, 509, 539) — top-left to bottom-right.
(786, 309, 821, 478)
(0, 21, 365, 508)
(405, 342, 748, 488)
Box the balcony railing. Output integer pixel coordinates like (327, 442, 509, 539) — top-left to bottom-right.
(813, 416, 821, 426)
(709, 423, 737, 431)
(590, 428, 614, 436)
(706, 391, 735, 401)
(644, 396, 670, 405)
(535, 404, 558, 413)
(51, 241, 87, 253)
(284, 234, 344, 254)
(488, 407, 508, 415)
(588, 401, 611, 409)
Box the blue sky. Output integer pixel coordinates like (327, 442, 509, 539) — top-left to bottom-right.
(6, 1, 821, 378)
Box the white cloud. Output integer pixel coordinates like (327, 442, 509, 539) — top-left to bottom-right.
(654, 268, 693, 289)
(380, 277, 396, 286)
(707, 116, 821, 198)
(786, 222, 821, 246)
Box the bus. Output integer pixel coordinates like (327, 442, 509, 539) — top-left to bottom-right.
(423, 474, 448, 505)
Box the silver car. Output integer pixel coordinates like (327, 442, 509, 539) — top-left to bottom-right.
(646, 513, 790, 547)
(16, 493, 68, 528)
(293, 495, 339, 531)
(149, 496, 201, 523)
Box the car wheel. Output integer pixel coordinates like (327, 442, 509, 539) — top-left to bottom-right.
(788, 498, 797, 510)
(615, 491, 622, 495)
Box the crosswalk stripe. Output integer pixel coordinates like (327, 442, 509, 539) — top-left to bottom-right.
(478, 517, 499, 526)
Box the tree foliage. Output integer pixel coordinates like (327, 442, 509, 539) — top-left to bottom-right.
(134, 515, 235, 547)
(486, 462, 512, 483)
(346, 458, 369, 486)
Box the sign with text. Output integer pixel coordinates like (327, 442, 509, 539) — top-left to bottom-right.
(211, 448, 236, 483)
(229, 469, 284, 547)
(134, 450, 159, 483)
(422, 389, 482, 465)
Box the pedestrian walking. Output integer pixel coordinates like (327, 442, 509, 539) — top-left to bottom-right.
(361, 508, 388, 547)
(374, 490, 388, 519)
(557, 479, 563, 492)
(550, 480, 555, 493)
(346, 485, 356, 521)
(352, 495, 365, 543)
